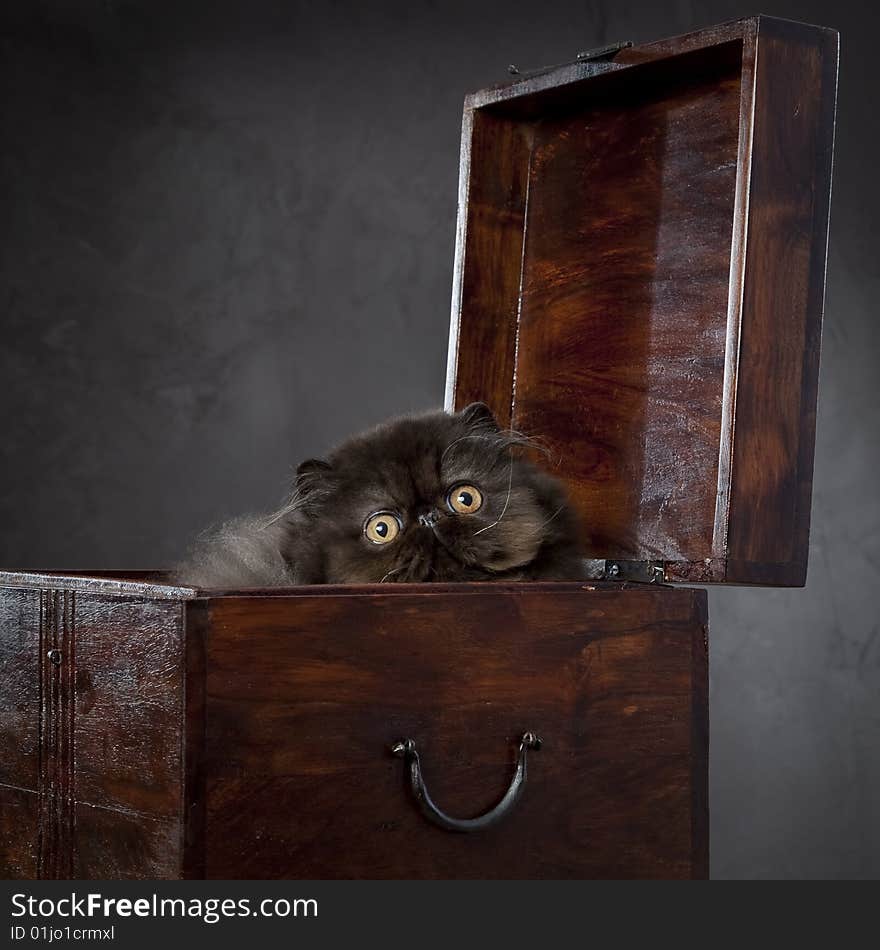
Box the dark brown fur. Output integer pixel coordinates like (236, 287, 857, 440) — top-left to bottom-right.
(175, 404, 584, 587)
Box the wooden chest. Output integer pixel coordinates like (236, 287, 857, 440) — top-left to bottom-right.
(0, 16, 837, 879)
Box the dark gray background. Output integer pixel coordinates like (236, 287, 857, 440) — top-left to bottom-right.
(1, 0, 877, 878)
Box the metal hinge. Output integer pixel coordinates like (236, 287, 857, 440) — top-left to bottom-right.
(507, 40, 632, 77)
(575, 41, 634, 62)
(602, 559, 666, 584)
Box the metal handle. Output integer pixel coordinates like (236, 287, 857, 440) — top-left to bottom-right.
(390, 732, 542, 833)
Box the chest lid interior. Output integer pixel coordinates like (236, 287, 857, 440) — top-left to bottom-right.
(446, 16, 838, 586)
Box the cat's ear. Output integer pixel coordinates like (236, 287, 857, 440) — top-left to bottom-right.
(458, 402, 500, 432)
(294, 458, 333, 499)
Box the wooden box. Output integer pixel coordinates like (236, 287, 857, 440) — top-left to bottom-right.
(0, 16, 837, 879)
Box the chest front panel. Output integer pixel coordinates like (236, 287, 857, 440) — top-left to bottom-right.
(1, 580, 706, 879)
(203, 586, 708, 879)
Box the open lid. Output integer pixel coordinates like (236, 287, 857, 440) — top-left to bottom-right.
(445, 16, 838, 586)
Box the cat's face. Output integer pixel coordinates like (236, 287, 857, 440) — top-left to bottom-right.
(289, 404, 563, 583)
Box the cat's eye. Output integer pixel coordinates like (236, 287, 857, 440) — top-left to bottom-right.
(447, 484, 483, 514)
(364, 511, 402, 545)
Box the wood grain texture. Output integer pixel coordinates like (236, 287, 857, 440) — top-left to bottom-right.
(181, 600, 208, 879)
(514, 60, 740, 563)
(449, 111, 531, 425)
(72, 595, 184, 819)
(0, 587, 41, 794)
(448, 17, 837, 586)
(38, 590, 75, 879)
(0, 571, 662, 598)
(725, 18, 838, 585)
(203, 587, 708, 879)
(464, 19, 752, 114)
(0, 787, 39, 879)
(0, 585, 189, 879)
(0, 570, 196, 599)
(72, 803, 181, 880)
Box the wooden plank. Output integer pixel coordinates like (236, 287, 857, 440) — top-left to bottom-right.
(72, 595, 185, 819)
(0, 587, 41, 793)
(724, 18, 838, 585)
(512, 57, 741, 564)
(447, 111, 532, 424)
(38, 590, 75, 879)
(0, 786, 40, 879)
(203, 587, 707, 879)
(181, 600, 208, 879)
(0, 570, 197, 600)
(72, 803, 182, 880)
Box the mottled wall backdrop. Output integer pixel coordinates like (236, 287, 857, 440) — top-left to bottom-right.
(1, 0, 877, 877)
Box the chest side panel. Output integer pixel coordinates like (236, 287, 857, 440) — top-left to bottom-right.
(0, 585, 189, 880)
(203, 588, 707, 879)
(724, 20, 838, 584)
(0, 587, 41, 878)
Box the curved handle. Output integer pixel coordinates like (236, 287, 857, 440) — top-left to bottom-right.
(390, 732, 542, 833)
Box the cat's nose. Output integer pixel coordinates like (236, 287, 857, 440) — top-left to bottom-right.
(418, 508, 440, 528)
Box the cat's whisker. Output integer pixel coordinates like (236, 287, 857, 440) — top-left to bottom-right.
(502, 428, 555, 461)
(260, 511, 286, 527)
(473, 460, 514, 536)
(531, 504, 565, 533)
(440, 432, 498, 462)
(262, 479, 335, 527)
(261, 497, 302, 527)
(440, 428, 545, 464)
(379, 565, 406, 583)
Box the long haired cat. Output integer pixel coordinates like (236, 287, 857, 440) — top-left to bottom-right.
(174, 403, 584, 587)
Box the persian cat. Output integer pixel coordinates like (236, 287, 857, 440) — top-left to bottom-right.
(174, 403, 584, 586)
